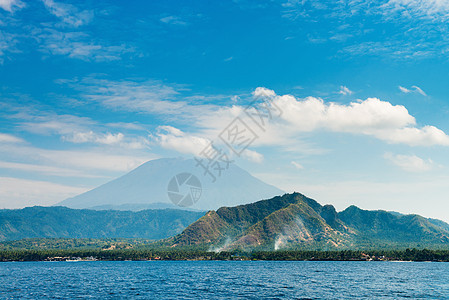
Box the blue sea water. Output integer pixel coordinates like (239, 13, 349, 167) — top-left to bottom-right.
(0, 261, 448, 299)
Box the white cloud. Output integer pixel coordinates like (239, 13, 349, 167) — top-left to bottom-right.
(384, 153, 435, 172)
(80, 78, 181, 113)
(377, 125, 449, 146)
(0, 132, 24, 143)
(152, 125, 264, 163)
(339, 85, 353, 95)
(266, 88, 449, 146)
(96, 132, 124, 145)
(62, 130, 95, 143)
(242, 149, 264, 163)
(399, 85, 427, 96)
(75, 77, 219, 118)
(399, 86, 411, 93)
(187, 87, 448, 149)
(0, 177, 87, 208)
(15, 110, 149, 149)
(284, 0, 449, 22)
(276, 94, 414, 132)
(283, 1, 449, 60)
(0, 141, 154, 173)
(0, 31, 19, 63)
(0, 161, 104, 178)
(254, 86, 277, 98)
(291, 161, 304, 169)
(18, 113, 95, 136)
(157, 125, 184, 137)
(0, 0, 24, 12)
(106, 122, 145, 131)
(151, 126, 210, 155)
(412, 85, 427, 96)
(147, 87, 449, 159)
(28, 0, 132, 62)
(342, 41, 435, 60)
(63, 131, 125, 145)
(0, 0, 133, 63)
(63, 131, 150, 149)
(383, 0, 449, 20)
(76, 82, 449, 149)
(37, 149, 152, 172)
(34, 29, 133, 62)
(160, 16, 187, 25)
(27, 78, 447, 170)
(42, 0, 93, 27)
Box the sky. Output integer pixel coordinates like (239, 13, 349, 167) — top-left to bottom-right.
(1, 0, 449, 222)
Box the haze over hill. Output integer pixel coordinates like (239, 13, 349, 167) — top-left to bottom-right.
(58, 158, 284, 211)
(0, 206, 205, 242)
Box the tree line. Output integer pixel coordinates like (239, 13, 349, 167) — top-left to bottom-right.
(1, 248, 449, 262)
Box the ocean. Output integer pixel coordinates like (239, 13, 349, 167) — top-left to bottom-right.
(1, 260, 448, 299)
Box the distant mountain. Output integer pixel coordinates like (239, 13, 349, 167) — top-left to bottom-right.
(0, 238, 154, 251)
(58, 158, 284, 211)
(166, 193, 449, 251)
(4, 193, 449, 251)
(339, 206, 449, 248)
(88, 203, 196, 211)
(0, 206, 205, 242)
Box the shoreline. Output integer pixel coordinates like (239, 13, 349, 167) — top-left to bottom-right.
(1, 248, 449, 262)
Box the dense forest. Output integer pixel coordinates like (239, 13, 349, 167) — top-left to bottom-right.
(0, 206, 204, 241)
(1, 249, 449, 262)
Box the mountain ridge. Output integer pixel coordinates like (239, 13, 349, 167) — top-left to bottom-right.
(166, 193, 449, 251)
(2, 193, 449, 251)
(0, 206, 205, 242)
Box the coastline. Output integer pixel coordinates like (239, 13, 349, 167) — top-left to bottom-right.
(2, 249, 449, 262)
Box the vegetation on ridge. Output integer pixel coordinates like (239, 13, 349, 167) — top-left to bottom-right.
(0, 207, 205, 241)
(165, 193, 449, 251)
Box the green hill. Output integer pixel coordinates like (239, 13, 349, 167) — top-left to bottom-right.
(339, 206, 449, 248)
(165, 193, 449, 251)
(0, 206, 205, 241)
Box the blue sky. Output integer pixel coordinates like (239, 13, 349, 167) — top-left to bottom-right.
(1, 0, 449, 221)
